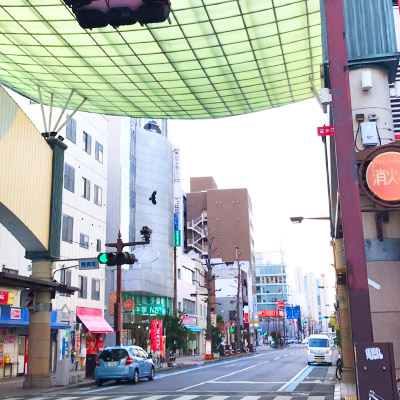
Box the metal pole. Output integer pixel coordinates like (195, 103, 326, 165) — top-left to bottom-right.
(116, 264, 122, 345)
(235, 247, 241, 351)
(324, 0, 374, 343)
(173, 246, 177, 314)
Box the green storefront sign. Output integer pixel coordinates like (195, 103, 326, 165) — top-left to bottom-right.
(174, 230, 181, 246)
(122, 293, 167, 315)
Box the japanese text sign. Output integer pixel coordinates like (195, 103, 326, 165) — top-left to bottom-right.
(317, 125, 335, 136)
(366, 152, 400, 202)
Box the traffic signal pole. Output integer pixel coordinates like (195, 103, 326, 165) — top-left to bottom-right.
(106, 230, 151, 346)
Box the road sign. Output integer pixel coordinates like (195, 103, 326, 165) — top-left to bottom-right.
(79, 258, 99, 270)
(317, 125, 335, 136)
(278, 301, 285, 309)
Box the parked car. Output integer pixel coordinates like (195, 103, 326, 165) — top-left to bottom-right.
(302, 337, 309, 345)
(288, 338, 300, 344)
(307, 334, 332, 366)
(95, 345, 155, 386)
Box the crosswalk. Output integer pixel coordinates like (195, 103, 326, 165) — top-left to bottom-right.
(7, 394, 333, 400)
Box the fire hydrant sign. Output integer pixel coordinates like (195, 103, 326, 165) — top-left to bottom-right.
(317, 125, 335, 136)
(366, 152, 400, 202)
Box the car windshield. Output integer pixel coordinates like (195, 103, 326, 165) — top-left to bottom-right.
(99, 349, 128, 362)
(309, 338, 329, 348)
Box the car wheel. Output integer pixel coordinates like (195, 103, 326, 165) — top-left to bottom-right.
(307, 362, 311, 365)
(328, 362, 332, 366)
(116, 379, 122, 383)
(131, 369, 139, 384)
(148, 367, 155, 381)
(96, 380, 103, 387)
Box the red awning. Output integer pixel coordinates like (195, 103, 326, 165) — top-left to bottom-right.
(76, 307, 114, 333)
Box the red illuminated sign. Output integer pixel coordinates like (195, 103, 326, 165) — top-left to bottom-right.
(317, 125, 335, 136)
(244, 313, 249, 323)
(257, 310, 280, 317)
(278, 301, 285, 309)
(366, 152, 400, 202)
(182, 316, 197, 325)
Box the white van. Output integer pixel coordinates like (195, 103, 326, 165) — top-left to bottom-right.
(307, 334, 332, 365)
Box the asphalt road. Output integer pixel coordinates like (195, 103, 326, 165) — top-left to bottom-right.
(9, 345, 336, 400)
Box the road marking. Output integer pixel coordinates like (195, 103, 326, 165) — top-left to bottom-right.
(141, 396, 168, 400)
(177, 359, 271, 391)
(273, 396, 293, 400)
(282, 365, 314, 392)
(203, 397, 229, 400)
(274, 357, 280, 360)
(241, 397, 261, 400)
(277, 365, 309, 392)
(283, 355, 288, 357)
(290, 352, 294, 354)
(171, 396, 199, 400)
(212, 380, 288, 384)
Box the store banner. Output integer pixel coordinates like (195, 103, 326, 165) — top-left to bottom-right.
(123, 293, 167, 315)
(158, 320, 163, 351)
(150, 320, 157, 352)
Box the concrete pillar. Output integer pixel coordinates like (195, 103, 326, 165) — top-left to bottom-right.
(23, 259, 53, 388)
(334, 238, 355, 384)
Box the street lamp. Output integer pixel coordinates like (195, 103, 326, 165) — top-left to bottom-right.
(290, 216, 330, 224)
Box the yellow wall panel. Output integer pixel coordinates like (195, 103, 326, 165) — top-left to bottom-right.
(0, 86, 52, 249)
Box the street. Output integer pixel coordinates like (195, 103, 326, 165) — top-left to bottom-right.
(5, 346, 336, 400)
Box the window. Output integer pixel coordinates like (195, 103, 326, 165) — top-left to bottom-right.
(62, 214, 73, 243)
(64, 163, 75, 192)
(66, 116, 76, 144)
(96, 239, 101, 252)
(92, 278, 100, 300)
(78, 276, 87, 299)
(2, 268, 18, 275)
(183, 299, 195, 315)
(178, 301, 181, 311)
(80, 233, 89, 249)
(83, 131, 92, 154)
(182, 267, 194, 284)
(82, 177, 90, 200)
(60, 269, 71, 297)
(94, 185, 102, 206)
(178, 269, 181, 280)
(95, 141, 103, 163)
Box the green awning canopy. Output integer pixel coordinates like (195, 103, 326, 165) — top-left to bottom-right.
(0, 0, 322, 119)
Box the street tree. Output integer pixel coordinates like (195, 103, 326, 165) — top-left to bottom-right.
(162, 313, 187, 353)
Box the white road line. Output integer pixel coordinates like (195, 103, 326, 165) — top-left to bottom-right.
(177, 359, 271, 391)
(141, 396, 168, 400)
(307, 397, 325, 400)
(171, 396, 199, 400)
(203, 397, 229, 400)
(290, 352, 294, 355)
(241, 397, 261, 400)
(80, 387, 118, 393)
(211, 381, 288, 384)
(283, 355, 288, 357)
(273, 396, 293, 400)
(274, 357, 280, 360)
(277, 365, 309, 392)
(79, 397, 114, 400)
(114, 396, 138, 400)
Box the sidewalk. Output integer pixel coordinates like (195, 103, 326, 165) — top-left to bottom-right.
(0, 348, 266, 399)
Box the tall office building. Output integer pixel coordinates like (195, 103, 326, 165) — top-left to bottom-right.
(186, 177, 256, 342)
(105, 117, 174, 348)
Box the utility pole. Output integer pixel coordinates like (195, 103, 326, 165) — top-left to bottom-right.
(105, 228, 152, 345)
(235, 247, 241, 351)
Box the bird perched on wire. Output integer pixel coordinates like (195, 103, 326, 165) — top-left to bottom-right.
(149, 191, 157, 205)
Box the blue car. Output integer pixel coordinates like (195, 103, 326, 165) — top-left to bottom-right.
(95, 346, 155, 386)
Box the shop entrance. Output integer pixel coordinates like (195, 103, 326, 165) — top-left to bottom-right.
(17, 336, 28, 375)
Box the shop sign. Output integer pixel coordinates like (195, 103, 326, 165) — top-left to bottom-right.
(244, 313, 249, 323)
(0, 291, 8, 304)
(109, 292, 117, 316)
(123, 293, 167, 315)
(10, 308, 20, 319)
(366, 152, 400, 202)
(317, 125, 335, 136)
(123, 298, 134, 312)
(183, 316, 197, 325)
(150, 320, 157, 352)
(174, 230, 181, 247)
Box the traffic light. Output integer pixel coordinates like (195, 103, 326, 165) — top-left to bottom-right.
(97, 252, 137, 266)
(322, 316, 330, 319)
(20, 289, 35, 310)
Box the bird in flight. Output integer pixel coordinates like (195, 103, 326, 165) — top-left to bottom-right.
(149, 191, 157, 205)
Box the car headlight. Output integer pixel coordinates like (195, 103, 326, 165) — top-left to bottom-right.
(327, 349, 332, 354)
(307, 349, 311, 354)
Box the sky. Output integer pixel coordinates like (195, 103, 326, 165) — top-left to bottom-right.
(169, 98, 335, 287)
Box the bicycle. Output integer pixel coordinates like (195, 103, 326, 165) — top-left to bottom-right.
(335, 352, 343, 380)
(151, 354, 161, 369)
